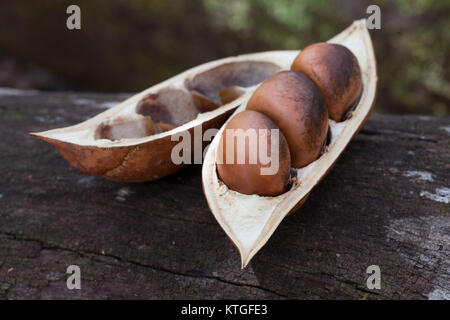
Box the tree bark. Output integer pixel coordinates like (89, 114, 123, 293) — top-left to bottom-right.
(0, 89, 448, 299)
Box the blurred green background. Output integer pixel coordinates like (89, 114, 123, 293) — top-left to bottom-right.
(0, 0, 448, 115)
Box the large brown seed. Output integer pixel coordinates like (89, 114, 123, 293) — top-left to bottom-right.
(291, 43, 362, 122)
(216, 110, 291, 196)
(246, 71, 328, 168)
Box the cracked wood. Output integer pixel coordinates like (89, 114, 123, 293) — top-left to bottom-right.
(0, 90, 449, 299)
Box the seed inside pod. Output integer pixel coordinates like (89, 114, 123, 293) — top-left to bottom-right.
(246, 71, 328, 168)
(96, 114, 156, 141)
(216, 110, 291, 197)
(291, 43, 362, 122)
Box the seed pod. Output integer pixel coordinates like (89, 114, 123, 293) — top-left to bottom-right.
(291, 42, 362, 122)
(216, 110, 291, 197)
(247, 71, 328, 168)
(31, 54, 284, 182)
(203, 20, 377, 267)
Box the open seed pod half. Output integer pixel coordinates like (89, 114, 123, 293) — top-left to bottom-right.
(30, 52, 288, 182)
(202, 20, 377, 268)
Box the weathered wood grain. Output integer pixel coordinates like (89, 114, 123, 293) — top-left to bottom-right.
(0, 89, 448, 299)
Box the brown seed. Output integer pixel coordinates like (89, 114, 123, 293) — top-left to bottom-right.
(216, 110, 291, 196)
(247, 71, 328, 168)
(291, 43, 362, 122)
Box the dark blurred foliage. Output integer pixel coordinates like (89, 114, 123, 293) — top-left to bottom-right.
(0, 0, 448, 115)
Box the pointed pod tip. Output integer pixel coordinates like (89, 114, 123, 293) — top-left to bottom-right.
(29, 132, 43, 139)
(357, 18, 367, 24)
(239, 249, 254, 269)
(29, 131, 47, 141)
(240, 257, 247, 269)
(29, 132, 59, 146)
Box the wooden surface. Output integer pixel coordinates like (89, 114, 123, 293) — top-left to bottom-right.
(0, 89, 449, 300)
